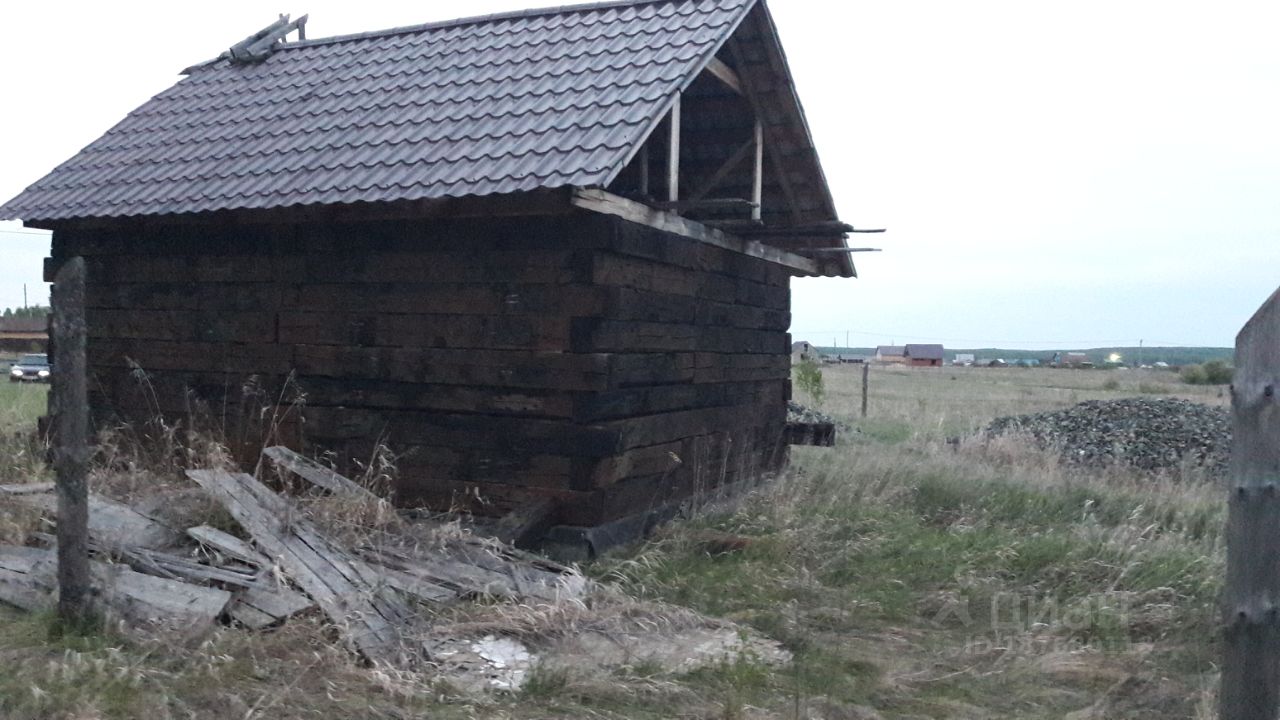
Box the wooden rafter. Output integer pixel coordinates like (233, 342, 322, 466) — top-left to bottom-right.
(667, 95, 681, 203)
(703, 57, 744, 95)
(571, 189, 818, 275)
(727, 38, 803, 224)
(687, 135, 756, 204)
(751, 119, 764, 222)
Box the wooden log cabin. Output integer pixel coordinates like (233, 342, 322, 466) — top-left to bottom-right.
(1, 0, 858, 551)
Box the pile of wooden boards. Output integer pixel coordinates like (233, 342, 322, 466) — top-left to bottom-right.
(0, 447, 586, 667)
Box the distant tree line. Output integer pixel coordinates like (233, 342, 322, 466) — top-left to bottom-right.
(1, 306, 51, 319)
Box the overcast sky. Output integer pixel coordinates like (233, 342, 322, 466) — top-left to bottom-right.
(1, 1, 1276, 347)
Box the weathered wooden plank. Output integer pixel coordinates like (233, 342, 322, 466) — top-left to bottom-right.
(1220, 286, 1280, 720)
(88, 338, 295, 375)
(14, 492, 180, 550)
(263, 446, 376, 500)
(387, 445, 576, 489)
(295, 377, 576, 420)
(293, 345, 612, 392)
(0, 546, 57, 612)
(278, 312, 570, 351)
(350, 560, 457, 605)
(590, 251, 789, 309)
(291, 283, 604, 317)
(301, 407, 620, 458)
(571, 189, 819, 275)
(87, 309, 276, 344)
(572, 319, 786, 354)
(187, 525, 272, 568)
(229, 583, 314, 629)
(98, 563, 232, 632)
(30, 530, 262, 588)
(186, 469, 413, 666)
(0, 545, 230, 632)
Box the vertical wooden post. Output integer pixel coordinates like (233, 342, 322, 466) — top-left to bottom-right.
(638, 143, 650, 198)
(751, 119, 764, 222)
(861, 363, 869, 418)
(667, 95, 681, 203)
(51, 257, 93, 625)
(1220, 286, 1280, 720)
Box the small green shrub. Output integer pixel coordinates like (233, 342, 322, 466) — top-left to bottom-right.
(1101, 378, 1120, 391)
(793, 360, 825, 407)
(1203, 360, 1234, 384)
(1182, 361, 1233, 386)
(1180, 365, 1207, 385)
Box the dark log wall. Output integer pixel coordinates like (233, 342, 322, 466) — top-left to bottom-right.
(51, 211, 790, 527)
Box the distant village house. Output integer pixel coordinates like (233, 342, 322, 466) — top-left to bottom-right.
(792, 341, 818, 363)
(0, 317, 47, 354)
(904, 344, 944, 367)
(874, 346, 906, 364)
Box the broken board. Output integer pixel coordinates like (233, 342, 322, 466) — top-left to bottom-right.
(187, 469, 415, 666)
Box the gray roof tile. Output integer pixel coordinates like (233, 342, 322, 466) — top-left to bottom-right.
(1, 0, 752, 221)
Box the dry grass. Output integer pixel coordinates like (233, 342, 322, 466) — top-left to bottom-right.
(0, 364, 1228, 718)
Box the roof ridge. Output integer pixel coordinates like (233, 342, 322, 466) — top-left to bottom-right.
(279, 0, 704, 51)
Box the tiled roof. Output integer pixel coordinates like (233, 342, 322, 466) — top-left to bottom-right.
(0, 0, 753, 222)
(904, 344, 944, 360)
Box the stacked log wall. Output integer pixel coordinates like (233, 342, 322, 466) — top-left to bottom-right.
(51, 211, 790, 527)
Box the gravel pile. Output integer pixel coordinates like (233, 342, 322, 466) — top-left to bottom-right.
(787, 401, 844, 427)
(985, 397, 1230, 475)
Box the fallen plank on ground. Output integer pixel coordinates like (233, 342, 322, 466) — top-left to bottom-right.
(187, 469, 415, 666)
(12, 491, 180, 549)
(0, 544, 230, 632)
(228, 583, 315, 629)
(262, 446, 377, 500)
(187, 524, 273, 569)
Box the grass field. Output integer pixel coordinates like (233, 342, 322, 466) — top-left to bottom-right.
(0, 366, 1225, 718)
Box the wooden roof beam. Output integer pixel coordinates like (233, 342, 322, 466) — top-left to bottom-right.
(667, 95, 681, 203)
(687, 134, 755, 204)
(728, 38, 803, 225)
(703, 57, 744, 95)
(571, 189, 818, 275)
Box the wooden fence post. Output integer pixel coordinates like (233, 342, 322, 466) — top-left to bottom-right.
(861, 363, 869, 418)
(1220, 286, 1280, 719)
(51, 257, 93, 625)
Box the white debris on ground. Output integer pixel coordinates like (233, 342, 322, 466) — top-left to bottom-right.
(548, 625, 791, 673)
(426, 620, 790, 694)
(427, 635, 538, 693)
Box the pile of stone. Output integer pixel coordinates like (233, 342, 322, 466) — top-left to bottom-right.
(985, 397, 1230, 476)
(787, 401, 847, 429)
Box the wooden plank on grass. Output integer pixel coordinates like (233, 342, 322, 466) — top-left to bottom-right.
(262, 446, 376, 500)
(14, 491, 181, 550)
(187, 524, 273, 568)
(229, 584, 315, 629)
(186, 469, 413, 666)
(1220, 286, 1280, 720)
(0, 545, 230, 632)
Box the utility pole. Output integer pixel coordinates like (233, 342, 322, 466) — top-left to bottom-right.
(1138, 339, 1143, 368)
